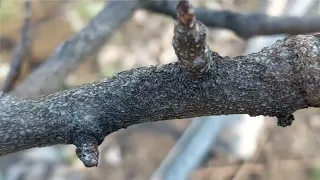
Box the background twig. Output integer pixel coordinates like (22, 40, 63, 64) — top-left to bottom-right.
(11, 0, 139, 98)
(2, 0, 32, 92)
(146, 0, 320, 38)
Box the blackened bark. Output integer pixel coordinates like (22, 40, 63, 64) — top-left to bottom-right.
(0, 34, 319, 166)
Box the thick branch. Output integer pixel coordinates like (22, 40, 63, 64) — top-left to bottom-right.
(11, 0, 139, 97)
(0, 34, 319, 165)
(2, 0, 32, 92)
(146, 0, 320, 38)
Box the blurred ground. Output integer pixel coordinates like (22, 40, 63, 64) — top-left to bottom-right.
(1, 0, 320, 180)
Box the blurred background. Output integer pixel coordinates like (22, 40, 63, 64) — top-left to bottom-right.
(1, 0, 320, 179)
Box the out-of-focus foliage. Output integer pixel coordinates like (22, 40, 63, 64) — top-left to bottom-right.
(310, 168, 320, 180)
(75, 2, 104, 21)
(0, 0, 19, 23)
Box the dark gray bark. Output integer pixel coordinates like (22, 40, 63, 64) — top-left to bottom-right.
(0, 34, 319, 166)
(2, 0, 320, 168)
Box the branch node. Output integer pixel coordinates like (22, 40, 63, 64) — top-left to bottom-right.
(173, 0, 212, 78)
(277, 114, 295, 127)
(73, 133, 100, 167)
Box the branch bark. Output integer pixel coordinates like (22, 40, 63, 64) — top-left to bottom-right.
(146, 0, 320, 38)
(0, 33, 319, 166)
(1, 0, 320, 168)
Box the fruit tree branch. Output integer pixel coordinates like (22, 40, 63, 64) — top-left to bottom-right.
(0, 0, 319, 167)
(0, 33, 319, 166)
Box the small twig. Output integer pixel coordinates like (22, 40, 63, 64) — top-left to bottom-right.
(146, 0, 320, 38)
(172, 0, 213, 78)
(2, 0, 32, 92)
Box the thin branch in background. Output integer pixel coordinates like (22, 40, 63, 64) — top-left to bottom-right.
(2, 0, 32, 92)
(145, 0, 320, 38)
(11, 0, 139, 98)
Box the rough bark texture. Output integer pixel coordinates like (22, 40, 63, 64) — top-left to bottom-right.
(2, 0, 320, 168)
(173, 0, 212, 78)
(0, 34, 319, 166)
(146, 0, 320, 38)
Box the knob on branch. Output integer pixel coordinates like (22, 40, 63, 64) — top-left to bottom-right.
(172, 0, 215, 78)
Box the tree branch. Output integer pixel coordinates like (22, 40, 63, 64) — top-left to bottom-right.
(145, 0, 320, 38)
(11, 0, 139, 97)
(0, 33, 319, 166)
(1, 0, 320, 168)
(2, 0, 32, 92)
